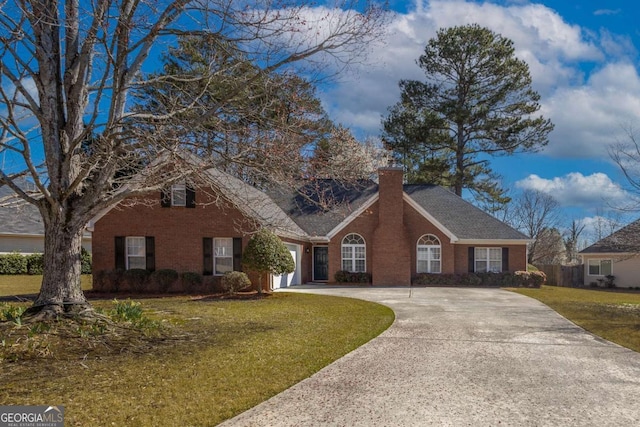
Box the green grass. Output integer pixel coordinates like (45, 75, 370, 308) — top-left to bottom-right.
(0, 291, 394, 426)
(0, 274, 93, 296)
(511, 285, 640, 352)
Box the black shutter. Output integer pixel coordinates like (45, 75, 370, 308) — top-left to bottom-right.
(115, 236, 126, 270)
(233, 237, 243, 271)
(502, 248, 509, 272)
(186, 185, 196, 208)
(145, 236, 155, 272)
(160, 189, 171, 207)
(468, 247, 475, 273)
(203, 238, 213, 275)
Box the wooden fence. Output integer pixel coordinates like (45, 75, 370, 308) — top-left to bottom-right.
(536, 264, 584, 287)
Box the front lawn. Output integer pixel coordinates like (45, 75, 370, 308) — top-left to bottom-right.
(0, 274, 93, 296)
(0, 289, 394, 426)
(511, 286, 640, 352)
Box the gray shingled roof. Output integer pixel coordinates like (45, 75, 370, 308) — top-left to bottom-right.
(403, 185, 528, 240)
(267, 180, 379, 237)
(0, 180, 44, 235)
(580, 218, 640, 253)
(268, 180, 527, 241)
(204, 168, 307, 238)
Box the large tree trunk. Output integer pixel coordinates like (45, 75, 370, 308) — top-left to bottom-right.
(26, 216, 89, 319)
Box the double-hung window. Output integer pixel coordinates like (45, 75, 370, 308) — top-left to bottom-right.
(588, 259, 612, 276)
(126, 237, 146, 270)
(341, 233, 366, 272)
(417, 234, 441, 273)
(171, 183, 186, 206)
(475, 247, 502, 273)
(214, 238, 233, 275)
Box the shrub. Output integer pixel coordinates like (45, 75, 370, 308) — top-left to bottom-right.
(0, 252, 28, 274)
(122, 269, 151, 292)
(221, 271, 251, 295)
(412, 271, 544, 288)
(26, 254, 44, 275)
(334, 270, 371, 284)
(93, 269, 123, 292)
(148, 269, 179, 293)
(81, 247, 92, 274)
(243, 229, 294, 293)
(180, 272, 203, 293)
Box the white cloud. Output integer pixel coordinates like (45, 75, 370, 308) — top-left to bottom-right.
(319, 0, 623, 138)
(515, 172, 631, 208)
(541, 62, 640, 157)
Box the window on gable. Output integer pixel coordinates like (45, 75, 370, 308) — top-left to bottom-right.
(417, 234, 441, 274)
(475, 247, 502, 273)
(588, 259, 612, 276)
(171, 183, 186, 207)
(214, 238, 233, 275)
(126, 237, 146, 270)
(341, 233, 366, 273)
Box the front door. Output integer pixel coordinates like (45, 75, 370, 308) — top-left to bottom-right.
(313, 246, 329, 281)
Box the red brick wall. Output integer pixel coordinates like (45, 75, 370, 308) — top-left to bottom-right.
(403, 202, 455, 275)
(453, 244, 528, 274)
(372, 168, 411, 285)
(329, 201, 378, 282)
(93, 191, 254, 275)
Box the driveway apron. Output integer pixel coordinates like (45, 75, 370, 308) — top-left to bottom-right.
(221, 287, 640, 426)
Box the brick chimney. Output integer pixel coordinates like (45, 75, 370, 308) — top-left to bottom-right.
(372, 167, 411, 285)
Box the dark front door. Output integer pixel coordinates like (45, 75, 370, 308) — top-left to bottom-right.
(313, 246, 329, 281)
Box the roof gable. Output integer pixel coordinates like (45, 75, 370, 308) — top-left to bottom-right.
(580, 218, 640, 254)
(402, 185, 528, 241)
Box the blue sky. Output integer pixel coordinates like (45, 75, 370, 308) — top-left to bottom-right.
(315, 0, 640, 243)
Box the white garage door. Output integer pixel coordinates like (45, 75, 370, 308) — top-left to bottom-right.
(272, 244, 301, 289)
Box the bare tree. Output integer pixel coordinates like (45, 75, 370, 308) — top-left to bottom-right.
(309, 125, 391, 180)
(563, 219, 586, 265)
(610, 125, 640, 210)
(531, 227, 566, 265)
(510, 189, 561, 264)
(0, 0, 387, 319)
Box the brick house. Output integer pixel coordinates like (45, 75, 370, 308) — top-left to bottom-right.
(91, 167, 529, 290)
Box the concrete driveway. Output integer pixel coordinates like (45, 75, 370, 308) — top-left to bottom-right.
(221, 286, 640, 426)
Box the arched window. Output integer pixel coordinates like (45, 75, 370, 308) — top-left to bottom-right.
(342, 233, 366, 272)
(417, 234, 441, 274)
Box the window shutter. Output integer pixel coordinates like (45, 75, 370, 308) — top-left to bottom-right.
(115, 236, 125, 270)
(203, 238, 213, 276)
(502, 247, 509, 272)
(468, 247, 475, 273)
(160, 189, 171, 207)
(233, 237, 243, 271)
(186, 185, 196, 208)
(145, 236, 155, 272)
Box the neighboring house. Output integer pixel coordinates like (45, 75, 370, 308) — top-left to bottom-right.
(91, 167, 529, 289)
(580, 219, 640, 288)
(0, 181, 91, 254)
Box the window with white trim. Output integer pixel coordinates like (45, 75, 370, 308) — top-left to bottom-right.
(417, 234, 441, 273)
(214, 238, 233, 275)
(475, 247, 502, 273)
(126, 237, 146, 270)
(588, 259, 612, 276)
(341, 233, 366, 272)
(171, 183, 186, 206)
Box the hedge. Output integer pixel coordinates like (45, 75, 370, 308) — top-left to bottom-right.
(412, 271, 546, 288)
(334, 270, 372, 284)
(93, 269, 220, 294)
(0, 250, 92, 275)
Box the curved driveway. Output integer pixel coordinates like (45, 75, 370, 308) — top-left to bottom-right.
(222, 287, 640, 426)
